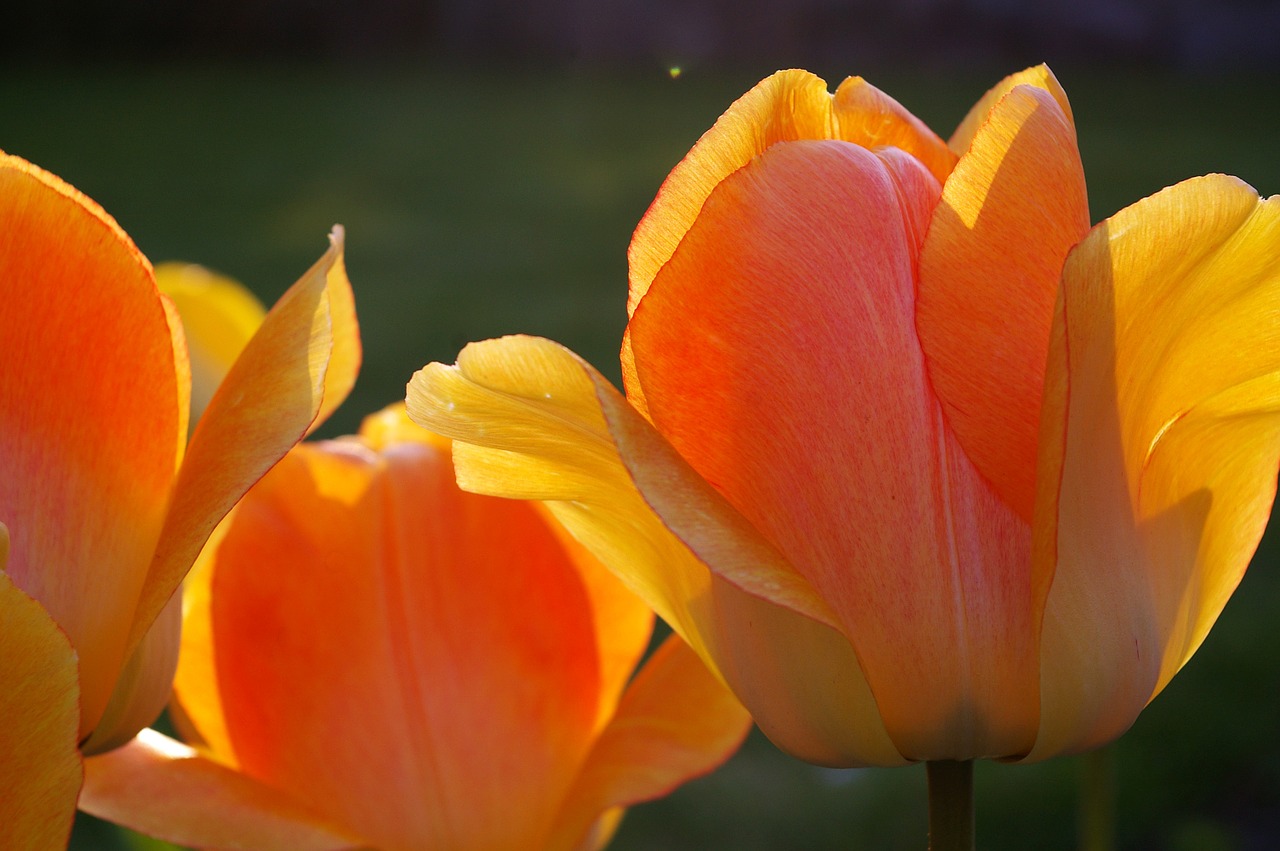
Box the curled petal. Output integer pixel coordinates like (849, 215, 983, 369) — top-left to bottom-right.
(1030, 176, 1280, 759)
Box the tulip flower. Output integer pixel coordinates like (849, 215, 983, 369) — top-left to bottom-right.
(0, 152, 359, 848)
(406, 62, 1280, 780)
(79, 405, 751, 851)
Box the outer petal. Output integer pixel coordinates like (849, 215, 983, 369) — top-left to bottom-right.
(126, 227, 360, 659)
(948, 64, 1074, 155)
(0, 561, 82, 851)
(1029, 176, 1280, 759)
(543, 634, 751, 851)
(176, 434, 606, 850)
(622, 70, 955, 412)
(917, 83, 1090, 521)
(155, 262, 267, 423)
(80, 730, 368, 851)
(408, 337, 906, 767)
(626, 139, 1035, 759)
(0, 153, 185, 735)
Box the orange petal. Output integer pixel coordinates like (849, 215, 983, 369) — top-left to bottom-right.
(0, 153, 185, 734)
(1029, 176, 1280, 759)
(948, 64, 1074, 155)
(80, 730, 367, 851)
(622, 70, 955, 408)
(408, 338, 905, 767)
(544, 634, 751, 851)
(917, 83, 1090, 521)
(627, 138, 1036, 759)
(126, 227, 358, 659)
(155, 262, 267, 423)
(178, 435, 607, 850)
(0, 562, 83, 850)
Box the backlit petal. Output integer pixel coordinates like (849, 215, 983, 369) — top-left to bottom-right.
(627, 139, 1035, 759)
(1029, 176, 1280, 759)
(917, 83, 1090, 521)
(0, 563, 82, 850)
(178, 435, 605, 850)
(0, 153, 184, 734)
(80, 730, 367, 851)
(948, 64, 1074, 155)
(127, 227, 358, 659)
(544, 635, 751, 851)
(156, 262, 267, 422)
(409, 338, 905, 767)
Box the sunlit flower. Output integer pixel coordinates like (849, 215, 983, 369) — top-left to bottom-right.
(80, 405, 750, 851)
(0, 151, 359, 846)
(407, 66, 1280, 766)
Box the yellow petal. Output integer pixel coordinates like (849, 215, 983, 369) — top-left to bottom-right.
(155, 262, 267, 423)
(80, 730, 368, 851)
(948, 64, 1074, 155)
(408, 337, 906, 767)
(0, 560, 83, 850)
(1029, 175, 1280, 759)
(0, 152, 185, 734)
(544, 634, 751, 851)
(126, 227, 359, 660)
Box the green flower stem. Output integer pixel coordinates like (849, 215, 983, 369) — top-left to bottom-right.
(1078, 747, 1115, 851)
(926, 760, 975, 851)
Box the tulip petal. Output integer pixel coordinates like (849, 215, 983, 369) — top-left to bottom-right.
(622, 70, 955, 413)
(0, 564, 82, 851)
(177, 436, 611, 850)
(409, 338, 907, 767)
(626, 138, 1035, 759)
(127, 227, 359, 659)
(80, 729, 368, 851)
(0, 153, 185, 734)
(917, 83, 1090, 521)
(155, 262, 267, 422)
(1029, 176, 1280, 759)
(544, 634, 751, 851)
(948, 64, 1074, 155)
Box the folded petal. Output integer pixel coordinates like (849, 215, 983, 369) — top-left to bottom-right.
(1029, 176, 1280, 759)
(948, 64, 1074, 155)
(408, 338, 905, 767)
(0, 563, 83, 850)
(0, 153, 185, 734)
(127, 227, 359, 659)
(80, 730, 367, 851)
(155, 262, 267, 422)
(626, 139, 1036, 759)
(917, 83, 1090, 521)
(543, 634, 751, 851)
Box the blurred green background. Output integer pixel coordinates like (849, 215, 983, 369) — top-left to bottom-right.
(4, 42, 1280, 851)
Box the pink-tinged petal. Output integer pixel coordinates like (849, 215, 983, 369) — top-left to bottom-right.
(80, 730, 368, 851)
(948, 64, 1074, 155)
(409, 338, 906, 767)
(1029, 176, 1280, 759)
(627, 139, 1035, 759)
(155, 262, 267, 423)
(179, 435, 606, 850)
(0, 153, 185, 735)
(0, 561, 83, 850)
(544, 634, 751, 851)
(126, 227, 359, 659)
(917, 83, 1090, 522)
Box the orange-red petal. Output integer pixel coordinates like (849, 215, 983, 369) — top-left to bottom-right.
(917, 82, 1090, 522)
(80, 730, 367, 851)
(627, 139, 1036, 758)
(0, 153, 185, 734)
(0, 564, 83, 849)
(948, 64, 1074, 155)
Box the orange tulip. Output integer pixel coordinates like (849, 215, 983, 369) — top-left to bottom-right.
(406, 66, 1280, 766)
(80, 405, 751, 851)
(0, 151, 359, 847)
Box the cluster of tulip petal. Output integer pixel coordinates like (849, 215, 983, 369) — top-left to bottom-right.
(3, 61, 1278, 850)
